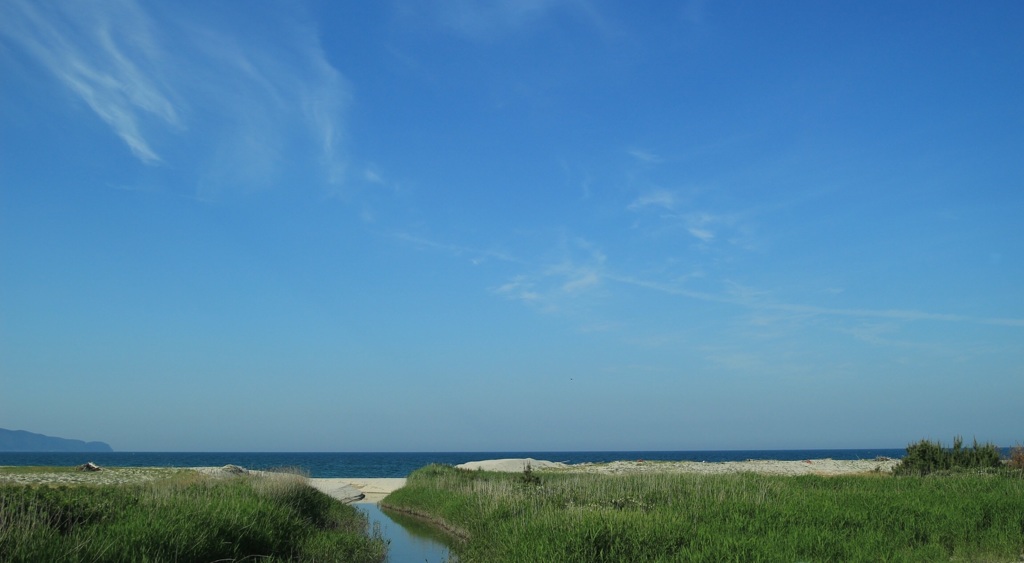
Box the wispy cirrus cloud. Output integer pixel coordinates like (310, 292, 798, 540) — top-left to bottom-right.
(0, 0, 350, 195)
(396, 0, 604, 40)
(396, 224, 1024, 333)
(683, 212, 717, 242)
(761, 302, 1024, 328)
(626, 186, 754, 246)
(493, 236, 608, 311)
(627, 189, 679, 211)
(392, 229, 610, 312)
(392, 232, 521, 265)
(548, 237, 606, 294)
(626, 191, 726, 243)
(494, 276, 542, 303)
(0, 1, 178, 164)
(616, 273, 1024, 328)
(441, 0, 558, 36)
(627, 148, 664, 163)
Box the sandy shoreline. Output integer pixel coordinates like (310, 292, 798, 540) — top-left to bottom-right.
(313, 458, 902, 503)
(557, 457, 902, 476)
(267, 457, 903, 504)
(455, 457, 901, 476)
(1, 457, 901, 503)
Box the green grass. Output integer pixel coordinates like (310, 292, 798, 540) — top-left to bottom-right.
(0, 470, 387, 562)
(383, 464, 1024, 562)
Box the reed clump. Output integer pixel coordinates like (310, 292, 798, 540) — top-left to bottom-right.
(893, 436, 1004, 476)
(384, 464, 1024, 562)
(0, 469, 386, 562)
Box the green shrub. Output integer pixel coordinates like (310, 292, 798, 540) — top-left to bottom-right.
(1009, 444, 1024, 470)
(519, 462, 542, 486)
(894, 436, 1003, 476)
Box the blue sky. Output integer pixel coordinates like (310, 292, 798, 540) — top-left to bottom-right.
(1, 1, 1021, 452)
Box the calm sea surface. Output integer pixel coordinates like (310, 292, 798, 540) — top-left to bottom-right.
(0, 450, 906, 477)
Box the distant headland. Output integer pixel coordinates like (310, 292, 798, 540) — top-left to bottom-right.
(0, 428, 113, 452)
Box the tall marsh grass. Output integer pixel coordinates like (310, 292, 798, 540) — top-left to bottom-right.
(0, 470, 387, 562)
(384, 464, 1024, 562)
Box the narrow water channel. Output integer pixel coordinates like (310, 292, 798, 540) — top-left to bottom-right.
(358, 503, 455, 562)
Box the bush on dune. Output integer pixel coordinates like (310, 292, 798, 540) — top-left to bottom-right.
(1009, 443, 1024, 470)
(893, 436, 1005, 476)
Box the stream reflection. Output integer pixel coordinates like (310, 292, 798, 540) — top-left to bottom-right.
(358, 503, 455, 563)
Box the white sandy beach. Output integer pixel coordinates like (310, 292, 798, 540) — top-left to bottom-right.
(312, 457, 900, 505)
(455, 457, 568, 472)
(307, 478, 407, 503)
(455, 457, 901, 476)
(1, 458, 901, 505)
(191, 466, 407, 503)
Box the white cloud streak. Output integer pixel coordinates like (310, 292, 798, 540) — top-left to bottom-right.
(0, 0, 350, 194)
(392, 232, 521, 265)
(490, 236, 608, 311)
(627, 189, 678, 211)
(684, 212, 718, 242)
(761, 302, 1024, 328)
(613, 274, 1024, 328)
(398, 225, 1024, 331)
(626, 187, 751, 246)
(494, 276, 542, 303)
(627, 148, 664, 163)
(1, 1, 178, 163)
(424, 0, 556, 37)
(399, 0, 602, 40)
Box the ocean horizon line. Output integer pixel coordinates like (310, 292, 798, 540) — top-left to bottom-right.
(77, 447, 912, 454)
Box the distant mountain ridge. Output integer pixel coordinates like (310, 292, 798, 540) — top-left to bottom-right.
(0, 428, 113, 452)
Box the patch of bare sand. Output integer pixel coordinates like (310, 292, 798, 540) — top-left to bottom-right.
(455, 458, 568, 472)
(452, 457, 899, 476)
(194, 467, 407, 504)
(560, 458, 901, 476)
(308, 478, 407, 503)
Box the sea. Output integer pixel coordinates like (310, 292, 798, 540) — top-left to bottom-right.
(0, 449, 907, 477)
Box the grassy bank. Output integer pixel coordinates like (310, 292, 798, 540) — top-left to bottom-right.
(0, 469, 386, 562)
(383, 464, 1024, 562)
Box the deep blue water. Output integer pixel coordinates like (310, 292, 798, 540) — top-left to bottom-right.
(0, 449, 907, 477)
